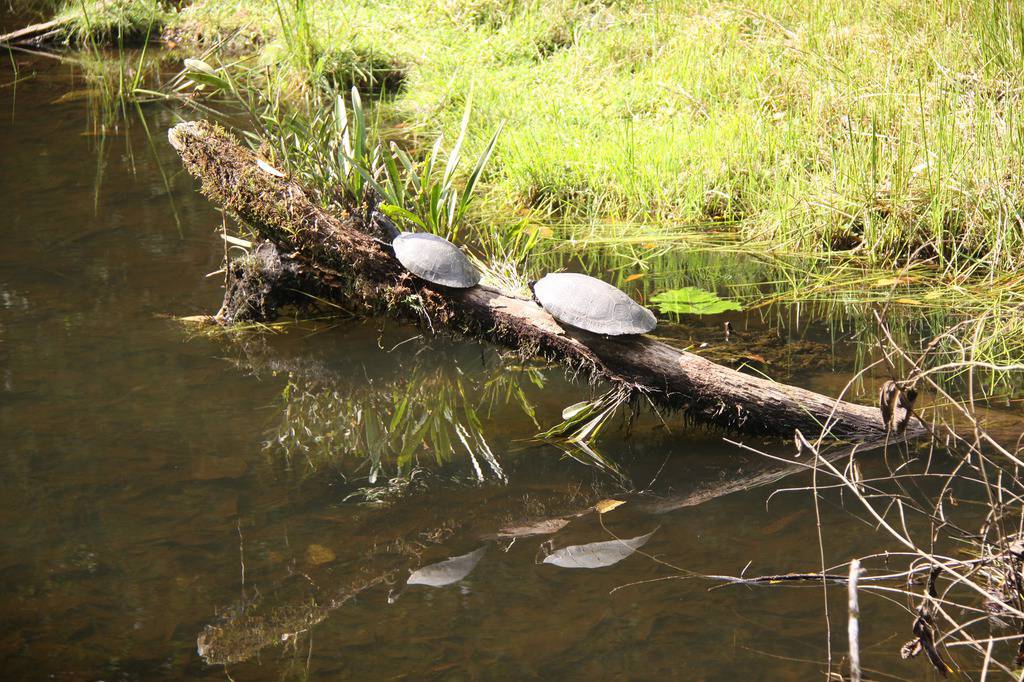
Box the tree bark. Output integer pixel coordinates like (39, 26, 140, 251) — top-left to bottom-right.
(168, 120, 910, 440)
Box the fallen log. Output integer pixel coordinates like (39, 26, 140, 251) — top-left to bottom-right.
(168, 120, 910, 440)
(0, 18, 66, 46)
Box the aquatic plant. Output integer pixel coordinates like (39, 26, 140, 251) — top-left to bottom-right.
(359, 95, 504, 243)
(650, 287, 743, 316)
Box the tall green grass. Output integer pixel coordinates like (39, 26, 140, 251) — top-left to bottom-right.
(47, 0, 1024, 275)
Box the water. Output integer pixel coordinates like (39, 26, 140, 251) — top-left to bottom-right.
(0, 52, 968, 680)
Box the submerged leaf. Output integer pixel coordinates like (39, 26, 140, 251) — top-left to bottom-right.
(542, 530, 656, 569)
(179, 314, 215, 325)
(594, 499, 626, 514)
(305, 544, 336, 566)
(407, 545, 487, 587)
(650, 287, 742, 315)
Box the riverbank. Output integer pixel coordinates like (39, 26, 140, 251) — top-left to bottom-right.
(14, 0, 1024, 276)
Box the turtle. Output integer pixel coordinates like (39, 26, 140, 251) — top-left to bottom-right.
(390, 232, 481, 289)
(531, 272, 657, 336)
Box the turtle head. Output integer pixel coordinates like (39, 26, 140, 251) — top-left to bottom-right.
(527, 280, 538, 302)
(371, 208, 402, 243)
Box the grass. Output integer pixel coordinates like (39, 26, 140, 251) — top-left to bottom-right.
(33, 0, 1024, 276)
(161, 0, 1024, 274)
(56, 0, 171, 44)
(162, 44, 1024, 395)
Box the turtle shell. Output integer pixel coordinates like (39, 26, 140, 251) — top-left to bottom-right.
(392, 232, 481, 288)
(533, 272, 656, 335)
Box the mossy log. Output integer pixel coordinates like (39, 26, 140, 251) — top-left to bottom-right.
(169, 120, 907, 440)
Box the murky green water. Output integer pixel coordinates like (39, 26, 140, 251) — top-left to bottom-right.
(1, 53, 969, 680)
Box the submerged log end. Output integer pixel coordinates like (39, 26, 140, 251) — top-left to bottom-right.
(167, 122, 189, 152)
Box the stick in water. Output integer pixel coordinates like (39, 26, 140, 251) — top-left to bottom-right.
(848, 559, 862, 682)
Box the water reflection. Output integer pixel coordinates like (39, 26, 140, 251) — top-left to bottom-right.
(225, 329, 552, 491)
(197, 571, 393, 666)
(224, 311, 865, 499)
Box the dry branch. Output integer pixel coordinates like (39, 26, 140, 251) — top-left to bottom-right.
(168, 120, 915, 440)
(0, 18, 66, 46)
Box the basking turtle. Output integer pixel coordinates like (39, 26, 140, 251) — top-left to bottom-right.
(390, 232, 481, 289)
(531, 272, 657, 336)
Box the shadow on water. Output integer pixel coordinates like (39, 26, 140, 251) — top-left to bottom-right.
(2, 48, 1021, 680)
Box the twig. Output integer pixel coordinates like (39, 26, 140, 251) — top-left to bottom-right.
(848, 558, 862, 682)
(0, 18, 66, 46)
(810, 444, 833, 674)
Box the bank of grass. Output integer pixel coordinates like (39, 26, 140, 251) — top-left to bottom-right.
(50, 0, 1024, 274)
(54, 0, 170, 43)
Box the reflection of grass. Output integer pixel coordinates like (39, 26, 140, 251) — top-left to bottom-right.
(55, 47, 181, 218)
(71, 47, 175, 133)
(268, 359, 546, 487)
(263, 349, 645, 494)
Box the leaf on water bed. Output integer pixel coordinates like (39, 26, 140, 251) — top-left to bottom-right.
(178, 314, 215, 325)
(650, 287, 742, 315)
(542, 529, 656, 569)
(593, 499, 625, 514)
(407, 545, 488, 587)
(305, 544, 336, 566)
